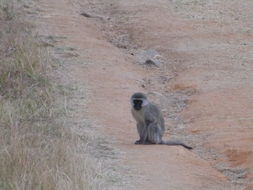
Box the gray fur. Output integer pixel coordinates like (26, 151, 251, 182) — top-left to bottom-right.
(131, 92, 192, 149)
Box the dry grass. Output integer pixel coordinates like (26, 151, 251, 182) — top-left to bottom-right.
(0, 1, 117, 189)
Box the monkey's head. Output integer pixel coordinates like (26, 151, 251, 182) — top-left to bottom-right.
(131, 92, 149, 111)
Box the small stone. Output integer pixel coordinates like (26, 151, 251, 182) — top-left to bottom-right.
(144, 59, 160, 66)
(80, 12, 92, 18)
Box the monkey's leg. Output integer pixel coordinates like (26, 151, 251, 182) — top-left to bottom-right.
(147, 123, 162, 144)
(135, 123, 148, 144)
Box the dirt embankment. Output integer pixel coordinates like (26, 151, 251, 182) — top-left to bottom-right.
(32, 0, 253, 189)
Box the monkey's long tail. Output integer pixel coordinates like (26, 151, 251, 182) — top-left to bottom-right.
(161, 140, 193, 150)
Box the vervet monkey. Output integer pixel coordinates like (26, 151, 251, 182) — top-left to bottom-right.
(130, 92, 192, 149)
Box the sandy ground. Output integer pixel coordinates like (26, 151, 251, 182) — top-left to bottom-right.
(30, 0, 253, 189)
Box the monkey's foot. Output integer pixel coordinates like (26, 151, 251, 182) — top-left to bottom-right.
(135, 140, 152, 145)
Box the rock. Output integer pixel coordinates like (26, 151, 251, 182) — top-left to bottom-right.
(140, 49, 163, 67)
(80, 12, 92, 18)
(144, 59, 160, 66)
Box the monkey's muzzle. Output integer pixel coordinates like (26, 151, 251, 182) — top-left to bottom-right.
(133, 100, 143, 111)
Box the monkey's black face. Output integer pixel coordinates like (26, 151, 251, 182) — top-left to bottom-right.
(133, 99, 143, 111)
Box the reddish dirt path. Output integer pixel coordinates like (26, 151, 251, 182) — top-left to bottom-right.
(33, 0, 253, 189)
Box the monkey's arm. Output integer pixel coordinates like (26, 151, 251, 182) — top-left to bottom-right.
(135, 123, 149, 144)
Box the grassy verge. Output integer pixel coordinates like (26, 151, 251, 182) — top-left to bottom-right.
(0, 1, 115, 189)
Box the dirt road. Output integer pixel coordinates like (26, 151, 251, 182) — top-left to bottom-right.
(32, 0, 253, 189)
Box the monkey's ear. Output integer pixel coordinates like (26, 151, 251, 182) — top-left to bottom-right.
(142, 99, 149, 106)
(130, 99, 135, 106)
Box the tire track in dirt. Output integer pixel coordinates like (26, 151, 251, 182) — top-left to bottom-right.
(31, 0, 240, 189)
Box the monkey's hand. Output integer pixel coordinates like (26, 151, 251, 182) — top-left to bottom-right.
(135, 140, 144, 144)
